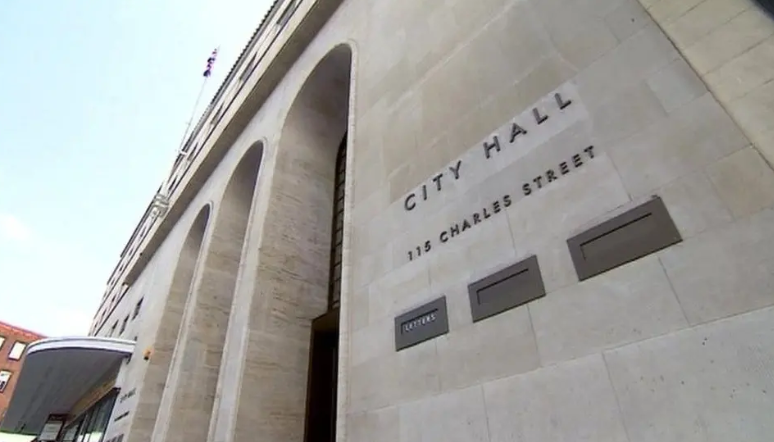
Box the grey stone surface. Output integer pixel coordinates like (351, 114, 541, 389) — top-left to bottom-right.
(604, 306, 774, 442)
(483, 354, 629, 442)
(659, 208, 774, 325)
(84, 1, 774, 442)
(436, 302, 540, 390)
(399, 385, 490, 442)
(530, 255, 688, 365)
(707, 146, 774, 219)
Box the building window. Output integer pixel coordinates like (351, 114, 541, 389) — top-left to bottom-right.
(0, 370, 11, 392)
(133, 298, 143, 319)
(211, 105, 224, 127)
(110, 321, 118, 337)
(327, 134, 347, 310)
(239, 54, 257, 83)
(120, 315, 129, 334)
(8, 342, 27, 360)
(0, 336, 5, 351)
(276, 0, 298, 27)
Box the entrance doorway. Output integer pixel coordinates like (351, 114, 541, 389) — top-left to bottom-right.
(303, 132, 347, 442)
(304, 309, 339, 442)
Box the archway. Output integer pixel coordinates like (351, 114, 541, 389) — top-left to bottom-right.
(231, 44, 353, 442)
(127, 205, 210, 442)
(151, 143, 264, 442)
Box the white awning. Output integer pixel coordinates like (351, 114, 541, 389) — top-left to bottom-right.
(0, 337, 135, 436)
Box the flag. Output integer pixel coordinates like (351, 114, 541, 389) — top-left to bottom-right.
(203, 48, 218, 77)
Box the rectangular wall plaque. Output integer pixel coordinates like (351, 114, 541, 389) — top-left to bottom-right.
(467, 255, 546, 322)
(567, 196, 682, 281)
(394, 296, 449, 351)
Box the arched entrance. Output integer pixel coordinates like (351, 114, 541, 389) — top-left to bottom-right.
(151, 143, 264, 442)
(128, 205, 210, 442)
(230, 44, 353, 442)
(304, 132, 348, 442)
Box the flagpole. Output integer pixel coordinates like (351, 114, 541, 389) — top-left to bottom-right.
(177, 45, 219, 154)
(177, 78, 209, 153)
(154, 47, 220, 216)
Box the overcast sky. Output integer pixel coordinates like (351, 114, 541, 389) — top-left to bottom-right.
(0, 0, 273, 337)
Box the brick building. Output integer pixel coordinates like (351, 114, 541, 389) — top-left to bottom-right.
(0, 322, 45, 423)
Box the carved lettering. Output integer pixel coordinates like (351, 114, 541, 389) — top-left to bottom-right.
(449, 160, 462, 179)
(402, 311, 438, 333)
(510, 122, 528, 142)
(400, 90, 600, 263)
(405, 89, 579, 213)
(519, 146, 597, 201)
(404, 193, 416, 211)
(483, 135, 501, 159)
(555, 92, 572, 110)
(533, 107, 548, 125)
(432, 173, 443, 191)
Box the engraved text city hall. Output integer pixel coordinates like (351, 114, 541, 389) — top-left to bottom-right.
(404, 91, 597, 262)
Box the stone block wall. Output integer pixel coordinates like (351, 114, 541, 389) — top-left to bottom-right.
(640, 0, 774, 164)
(91, 1, 774, 441)
(345, 1, 774, 441)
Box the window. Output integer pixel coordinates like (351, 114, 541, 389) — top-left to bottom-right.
(0, 336, 5, 351)
(133, 298, 143, 319)
(0, 370, 11, 392)
(120, 315, 129, 334)
(276, 0, 298, 27)
(110, 321, 118, 337)
(210, 105, 224, 127)
(8, 342, 27, 360)
(327, 134, 347, 310)
(239, 54, 257, 82)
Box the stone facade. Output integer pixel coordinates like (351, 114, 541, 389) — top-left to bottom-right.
(88, 1, 774, 442)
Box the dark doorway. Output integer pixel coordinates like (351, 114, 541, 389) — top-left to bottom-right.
(303, 133, 347, 442)
(303, 309, 339, 442)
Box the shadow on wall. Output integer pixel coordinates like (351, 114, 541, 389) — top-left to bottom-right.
(755, 0, 774, 17)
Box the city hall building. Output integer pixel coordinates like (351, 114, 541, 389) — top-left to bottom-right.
(4, 0, 774, 441)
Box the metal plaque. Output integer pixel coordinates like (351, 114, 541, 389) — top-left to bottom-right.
(468, 255, 546, 322)
(394, 297, 449, 351)
(567, 196, 682, 281)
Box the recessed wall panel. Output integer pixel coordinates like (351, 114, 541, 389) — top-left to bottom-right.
(567, 196, 682, 281)
(467, 255, 546, 322)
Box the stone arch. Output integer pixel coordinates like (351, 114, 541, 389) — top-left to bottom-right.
(151, 142, 265, 442)
(228, 43, 354, 442)
(128, 204, 211, 442)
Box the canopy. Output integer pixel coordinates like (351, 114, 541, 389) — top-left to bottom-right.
(0, 337, 134, 436)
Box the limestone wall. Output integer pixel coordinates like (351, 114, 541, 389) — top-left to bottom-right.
(640, 0, 774, 165)
(346, 0, 774, 441)
(95, 0, 774, 441)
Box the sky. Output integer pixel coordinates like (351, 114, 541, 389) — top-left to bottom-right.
(0, 0, 273, 337)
